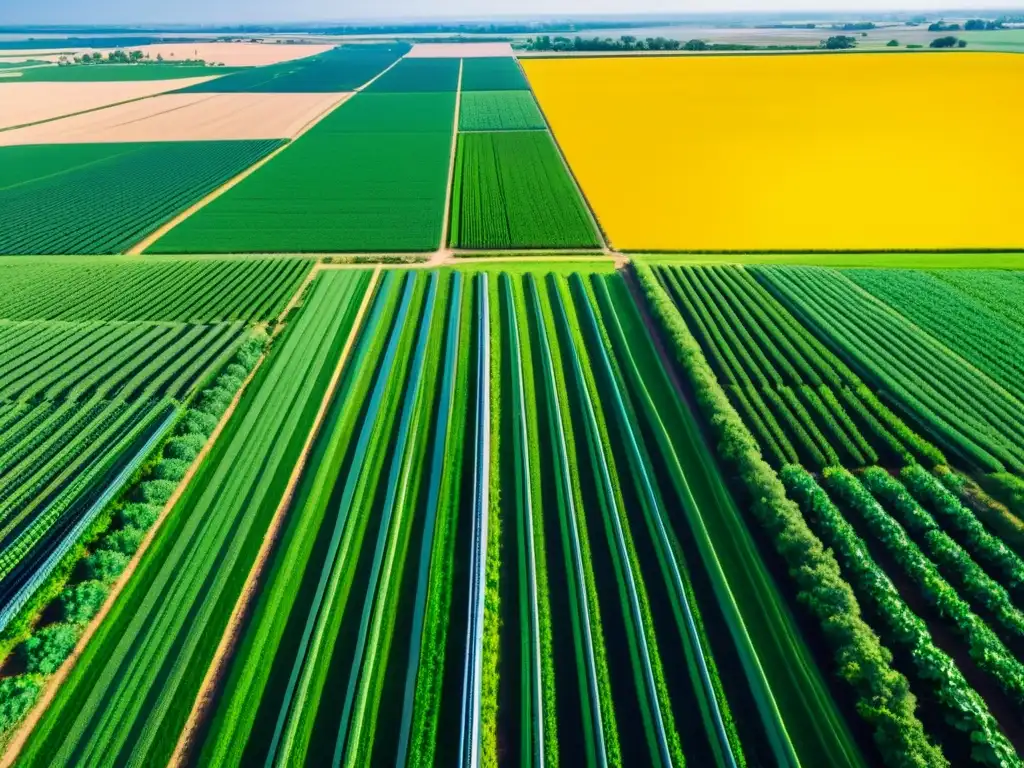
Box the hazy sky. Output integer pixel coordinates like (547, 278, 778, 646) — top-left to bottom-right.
(3, 0, 1023, 25)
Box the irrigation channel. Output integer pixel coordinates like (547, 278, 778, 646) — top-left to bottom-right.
(18, 267, 876, 768)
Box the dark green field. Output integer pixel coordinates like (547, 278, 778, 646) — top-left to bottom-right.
(460, 56, 530, 90)
(0, 141, 284, 255)
(459, 91, 546, 131)
(149, 93, 455, 253)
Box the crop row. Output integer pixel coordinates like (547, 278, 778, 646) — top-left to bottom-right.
(192, 268, 891, 768)
(0, 321, 245, 403)
(755, 266, 1024, 474)
(845, 268, 1024, 404)
(0, 140, 285, 255)
(450, 131, 599, 250)
(16, 270, 373, 766)
(0, 258, 312, 323)
(654, 265, 943, 470)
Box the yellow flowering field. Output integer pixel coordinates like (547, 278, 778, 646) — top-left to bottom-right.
(523, 53, 1024, 251)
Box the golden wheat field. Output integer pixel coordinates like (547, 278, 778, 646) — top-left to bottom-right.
(523, 53, 1024, 251)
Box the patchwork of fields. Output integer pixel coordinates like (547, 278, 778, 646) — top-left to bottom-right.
(3, 39, 1024, 768)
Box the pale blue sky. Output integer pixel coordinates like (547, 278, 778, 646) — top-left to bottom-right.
(3, 0, 1023, 25)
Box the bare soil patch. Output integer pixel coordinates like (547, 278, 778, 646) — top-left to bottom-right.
(109, 42, 334, 67)
(0, 91, 352, 145)
(0, 78, 217, 130)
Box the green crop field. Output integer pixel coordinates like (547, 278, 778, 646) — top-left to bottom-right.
(756, 265, 1024, 474)
(460, 56, 530, 90)
(0, 257, 311, 321)
(149, 93, 455, 253)
(363, 56, 461, 93)
(450, 132, 599, 249)
(0, 141, 283, 255)
(0, 64, 244, 82)
(651, 265, 943, 470)
(16, 270, 372, 767)
(3, 35, 1024, 768)
(459, 90, 546, 131)
(176, 43, 409, 93)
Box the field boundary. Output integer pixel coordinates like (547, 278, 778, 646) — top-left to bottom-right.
(433, 58, 463, 262)
(125, 92, 354, 255)
(167, 267, 381, 766)
(0, 330, 274, 768)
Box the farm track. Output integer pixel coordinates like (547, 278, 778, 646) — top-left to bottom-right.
(167, 268, 380, 766)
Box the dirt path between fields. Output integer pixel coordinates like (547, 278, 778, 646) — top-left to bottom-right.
(0, 334, 273, 768)
(167, 267, 381, 766)
(432, 59, 463, 263)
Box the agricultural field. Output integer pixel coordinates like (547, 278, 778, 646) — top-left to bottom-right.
(0, 92, 351, 145)
(4, 27, 1024, 768)
(148, 92, 455, 253)
(362, 56, 461, 92)
(450, 132, 599, 249)
(756, 266, 1024, 474)
(0, 64, 243, 82)
(14, 269, 373, 766)
(0, 79, 221, 130)
(177, 43, 409, 93)
(523, 53, 1024, 251)
(460, 56, 530, 90)
(0, 141, 284, 255)
(0, 257, 308, 661)
(459, 91, 546, 131)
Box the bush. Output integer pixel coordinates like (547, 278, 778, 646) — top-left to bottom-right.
(19, 623, 79, 675)
(135, 479, 177, 506)
(152, 458, 191, 483)
(632, 264, 943, 767)
(164, 433, 205, 462)
(887, 39, 899, 46)
(83, 549, 130, 583)
(59, 580, 109, 624)
(224, 363, 249, 381)
(178, 410, 218, 438)
(0, 676, 41, 732)
(117, 503, 160, 531)
(98, 526, 145, 557)
(216, 373, 244, 393)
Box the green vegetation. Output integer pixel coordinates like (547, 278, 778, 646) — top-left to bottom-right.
(363, 56, 460, 93)
(178, 43, 409, 93)
(755, 266, 1024, 474)
(653, 265, 942, 469)
(150, 94, 454, 253)
(0, 330, 266, 744)
(0, 258, 311, 321)
(459, 90, 546, 131)
(16, 270, 372, 767)
(0, 141, 283, 255)
(451, 132, 598, 250)
(845, 269, 1024, 403)
(634, 263, 942, 768)
(460, 56, 529, 90)
(0, 64, 242, 82)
